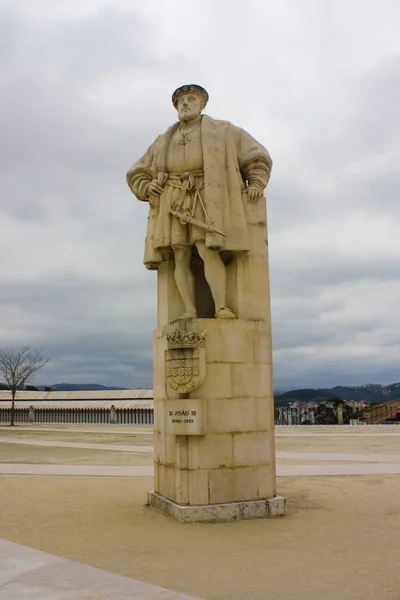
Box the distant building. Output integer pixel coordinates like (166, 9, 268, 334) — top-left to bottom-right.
(0, 389, 153, 410)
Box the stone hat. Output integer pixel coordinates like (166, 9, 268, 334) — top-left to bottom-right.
(172, 84, 209, 109)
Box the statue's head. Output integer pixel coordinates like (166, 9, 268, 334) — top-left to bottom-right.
(172, 84, 209, 122)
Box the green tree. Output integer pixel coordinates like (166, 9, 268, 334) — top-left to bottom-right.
(330, 397, 357, 424)
(315, 404, 337, 425)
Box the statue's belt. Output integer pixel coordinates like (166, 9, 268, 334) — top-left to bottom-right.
(167, 170, 204, 190)
(166, 172, 226, 237)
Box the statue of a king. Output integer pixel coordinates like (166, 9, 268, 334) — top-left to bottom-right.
(126, 84, 272, 320)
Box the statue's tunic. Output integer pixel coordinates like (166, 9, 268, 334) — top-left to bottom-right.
(126, 115, 272, 269)
(166, 123, 206, 247)
(166, 122, 203, 174)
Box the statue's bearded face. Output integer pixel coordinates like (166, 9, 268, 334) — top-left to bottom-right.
(177, 92, 204, 122)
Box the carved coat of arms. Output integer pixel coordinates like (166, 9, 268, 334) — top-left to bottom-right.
(165, 329, 206, 394)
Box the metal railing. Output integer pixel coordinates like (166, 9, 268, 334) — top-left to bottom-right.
(3, 404, 398, 427)
(0, 406, 154, 426)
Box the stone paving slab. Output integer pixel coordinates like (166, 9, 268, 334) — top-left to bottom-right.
(0, 426, 152, 434)
(0, 464, 153, 476)
(276, 425, 400, 430)
(1, 462, 400, 477)
(278, 463, 400, 476)
(2, 426, 399, 438)
(2, 437, 399, 464)
(276, 432, 400, 437)
(0, 538, 202, 599)
(278, 451, 400, 463)
(0, 437, 152, 453)
(0, 539, 62, 587)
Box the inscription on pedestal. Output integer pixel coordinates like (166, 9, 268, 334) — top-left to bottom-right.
(166, 399, 206, 435)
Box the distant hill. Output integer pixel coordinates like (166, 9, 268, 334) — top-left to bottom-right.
(274, 389, 339, 407)
(325, 383, 400, 403)
(2, 381, 399, 402)
(275, 383, 400, 406)
(47, 383, 128, 391)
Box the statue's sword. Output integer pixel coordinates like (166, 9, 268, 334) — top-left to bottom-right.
(169, 208, 227, 237)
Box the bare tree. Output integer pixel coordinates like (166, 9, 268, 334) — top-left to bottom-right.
(0, 346, 49, 426)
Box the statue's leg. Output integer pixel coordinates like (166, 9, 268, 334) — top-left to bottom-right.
(172, 245, 197, 318)
(195, 241, 235, 318)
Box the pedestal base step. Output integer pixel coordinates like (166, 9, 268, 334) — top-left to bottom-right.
(147, 491, 286, 523)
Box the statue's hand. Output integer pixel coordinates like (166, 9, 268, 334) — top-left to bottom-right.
(147, 180, 165, 197)
(245, 186, 263, 203)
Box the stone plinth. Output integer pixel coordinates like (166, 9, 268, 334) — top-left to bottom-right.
(151, 317, 281, 518)
(148, 491, 286, 523)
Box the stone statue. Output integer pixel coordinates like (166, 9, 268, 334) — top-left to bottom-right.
(128, 86, 283, 521)
(126, 84, 272, 320)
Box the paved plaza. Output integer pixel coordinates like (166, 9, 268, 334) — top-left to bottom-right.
(0, 424, 399, 599)
(0, 538, 201, 599)
(2, 426, 400, 477)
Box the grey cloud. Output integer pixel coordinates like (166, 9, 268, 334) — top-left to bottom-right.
(272, 294, 380, 349)
(268, 59, 400, 239)
(1, 0, 400, 390)
(0, 277, 155, 387)
(270, 247, 400, 290)
(303, 55, 400, 193)
(45, 334, 154, 388)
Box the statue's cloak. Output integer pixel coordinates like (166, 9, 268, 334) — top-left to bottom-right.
(126, 115, 272, 269)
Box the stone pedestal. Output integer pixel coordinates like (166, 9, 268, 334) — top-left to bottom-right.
(148, 197, 285, 522)
(148, 491, 285, 523)
(110, 405, 117, 425)
(149, 315, 284, 521)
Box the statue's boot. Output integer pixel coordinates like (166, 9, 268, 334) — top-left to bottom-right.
(215, 307, 236, 319)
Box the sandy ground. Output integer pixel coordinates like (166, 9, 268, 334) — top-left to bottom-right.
(1, 443, 398, 467)
(0, 425, 400, 599)
(0, 474, 399, 600)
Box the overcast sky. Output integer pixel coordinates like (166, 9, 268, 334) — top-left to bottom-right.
(0, 0, 399, 390)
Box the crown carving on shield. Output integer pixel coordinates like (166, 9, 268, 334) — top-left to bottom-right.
(166, 330, 206, 349)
